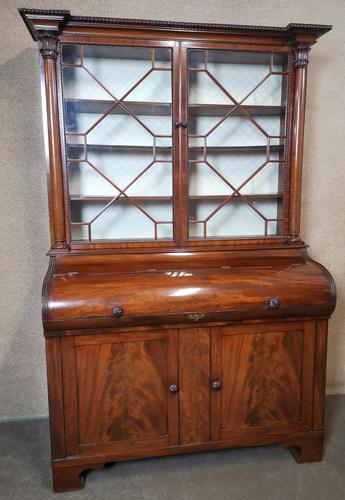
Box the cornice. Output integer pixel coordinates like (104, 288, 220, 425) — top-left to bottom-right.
(19, 8, 332, 41)
(19, 8, 70, 40)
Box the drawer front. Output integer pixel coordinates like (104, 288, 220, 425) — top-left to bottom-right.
(62, 330, 178, 455)
(45, 259, 334, 331)
(210, 321, 315, 440)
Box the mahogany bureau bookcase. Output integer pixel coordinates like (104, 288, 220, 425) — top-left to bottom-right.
(19, 9, 336, 493)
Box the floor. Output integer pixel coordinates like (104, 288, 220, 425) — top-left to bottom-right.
(0, 395, 344, 500)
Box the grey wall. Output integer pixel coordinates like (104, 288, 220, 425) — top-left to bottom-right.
(0, 0, 344, 419)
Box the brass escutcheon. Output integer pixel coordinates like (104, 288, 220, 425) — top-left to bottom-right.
(188, 313, 205, 322)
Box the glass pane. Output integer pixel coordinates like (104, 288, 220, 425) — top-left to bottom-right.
(187, 49, 288, 240)
(189, 198, 283, 239)
(70, 200, 173, 241)
(61, 44, 173, 242)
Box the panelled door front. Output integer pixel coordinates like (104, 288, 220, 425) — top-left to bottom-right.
(178, 41, 291, 246)
(62, 330, 178, 455)
(59, 40, 181, 248)
(210, 321, 315, 440)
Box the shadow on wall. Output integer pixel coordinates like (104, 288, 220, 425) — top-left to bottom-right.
(0, 47, 50, 419)
(324, 286, 345, 394)
(301, 47, 345, 396)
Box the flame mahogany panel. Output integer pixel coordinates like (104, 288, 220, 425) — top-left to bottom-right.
(63, 330, 179, 454)
(178, 328, 211, 444)
(76, 338, 169, 444)
(221, 330, 303, 428)
(210, 322, 315, 441)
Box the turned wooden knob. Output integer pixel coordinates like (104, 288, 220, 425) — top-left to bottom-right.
(267, 297, 281, 309)
(211, 379, 222, 391)
(111, 305, 124, 318)
(168, 384, 179, 393)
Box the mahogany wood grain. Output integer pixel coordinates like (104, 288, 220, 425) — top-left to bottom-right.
(52, 428, 324, 466)
(40, 49, 67, 250)
(313, 319, 328, 430)
(211, 322, 314, 440)
(300, 321, 316, 429)
(178, 328, 210, 444)
(179, 43, 189, 244)
(49, 428, 325, 491)
(49, 247, 307, 272)
(52, 461, 105, 492)
(77, 335, 170, 444)
(280, 434, 324, 462)
(63, 330, 178, 454)
(288, 47, 308, 240)
(61, 337, 79, 456)
(46, 317, 328, 340)
(45, 255, 334, 331)
(45, 337, 65, 458)
(172, 42, 182, 245)
(67, 239, 299, 253)
(56, 26, 327, 48)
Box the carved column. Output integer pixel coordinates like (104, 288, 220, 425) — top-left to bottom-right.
(38, 33, 68, 250)
(288, 44, 311, 242)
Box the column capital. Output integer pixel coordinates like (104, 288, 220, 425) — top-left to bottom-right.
(294, 44, 311, 69)
(38, 33, 59, 60)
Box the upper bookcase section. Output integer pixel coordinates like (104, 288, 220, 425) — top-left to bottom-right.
(19, 9, 332, 253)
(19, 9, 331, 44)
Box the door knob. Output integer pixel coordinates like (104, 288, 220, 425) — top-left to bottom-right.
(211, 379, 222, 391)
(266, 297, 281, 309)
(168, 384, 179, 393)
(111, 305, 124, 318)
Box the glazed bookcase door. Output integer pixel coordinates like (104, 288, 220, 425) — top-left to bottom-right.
(210, 322, 315, 441)
(183, 45, 290, 242)
(62, 330, 179, 455)
(60, 42, 179, 245)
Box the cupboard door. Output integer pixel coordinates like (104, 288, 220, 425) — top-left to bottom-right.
(60, 42, 178, 244)
(210, 322, 315, 440)
(62, 330, 178, 455)
(182, 45, 290, 242)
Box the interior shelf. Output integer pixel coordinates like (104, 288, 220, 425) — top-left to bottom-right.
(189, 193, 283, 201)
(64, 98, 285, 117)
(66, 144, 283, 153)
(69, 193, 282, 202)
(64, 99, 172, 116)
(70, 195, 173, 201)
(188, 145, 284, 153)
(189, 103, 285, 116)
(66, 144, 172, 153)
